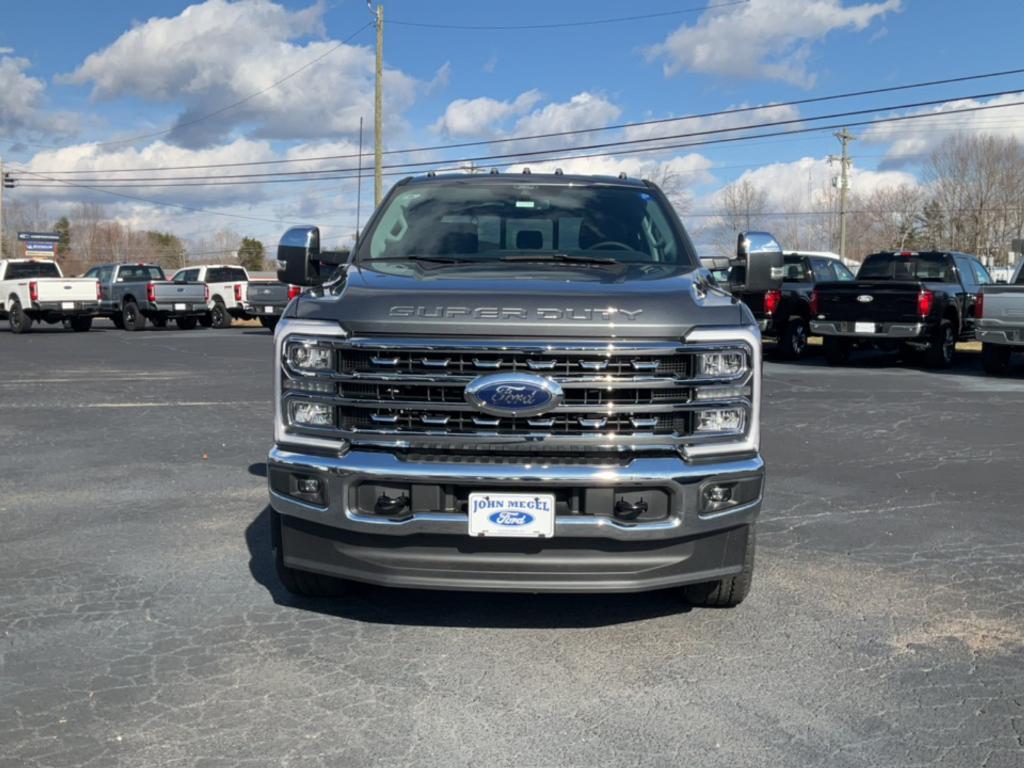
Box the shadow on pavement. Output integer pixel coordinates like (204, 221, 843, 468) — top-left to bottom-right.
(244, 505, 692, 629)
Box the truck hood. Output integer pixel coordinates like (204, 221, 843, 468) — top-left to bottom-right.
(291, 262, 748, 338)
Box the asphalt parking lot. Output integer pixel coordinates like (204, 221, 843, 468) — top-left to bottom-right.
(2, 322, 1022, 768)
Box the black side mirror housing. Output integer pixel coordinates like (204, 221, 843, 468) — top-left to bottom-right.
(277, 226, 322, 286)
(731, 231, 785, 292)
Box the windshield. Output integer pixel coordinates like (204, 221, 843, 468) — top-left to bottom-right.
(5, 261, 61, 279)
(857, 253, 955, 282)
(359, 183, 693, 266)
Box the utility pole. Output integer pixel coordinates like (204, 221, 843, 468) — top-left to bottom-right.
(831, 128, 855, 261)
(373, 3, 384, 205)
(0, 156, 4, 258)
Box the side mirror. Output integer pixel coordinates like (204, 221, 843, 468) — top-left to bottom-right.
(732, 231, 784, 292)
(997, 278, 1008, 285)
(277, 226, 322, 286)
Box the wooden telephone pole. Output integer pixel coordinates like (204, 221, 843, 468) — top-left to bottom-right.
(373, 3, 384, 205)
(831, 128, 855, 261)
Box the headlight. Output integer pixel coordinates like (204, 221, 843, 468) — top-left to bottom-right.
(697, 350, 746, 378)
(288, 400, 335, 427)
(695, 407, 745, 434)
(285, 341, 334, 372)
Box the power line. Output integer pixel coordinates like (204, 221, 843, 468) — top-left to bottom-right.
(388, 1, 748, 30)
(14, 90, 1024, 187)
(19, 67, 1024, 175)
(0, 22, 373, 152)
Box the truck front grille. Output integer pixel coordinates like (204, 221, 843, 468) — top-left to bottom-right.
(283, 338, 751, 448)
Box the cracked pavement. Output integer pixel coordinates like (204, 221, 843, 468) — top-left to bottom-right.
(1, 323, 1022, 767)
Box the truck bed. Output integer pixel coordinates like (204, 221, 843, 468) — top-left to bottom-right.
(814, 280, 926, 324)
(978, 284, 1024, 346)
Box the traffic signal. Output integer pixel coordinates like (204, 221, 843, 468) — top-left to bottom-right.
(2, 172, 14, 189)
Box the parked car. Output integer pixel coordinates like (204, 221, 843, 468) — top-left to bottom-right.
(810, 250, 991, 367)
(1, 259, 100, 334)
(977, 259, 1024, 374)
(86, 263, 208, 331)
(731, 252, 855, 359)
(170, 265, 250, 328)
(267, 172, 765, 609)
(243, 280, 300, 331)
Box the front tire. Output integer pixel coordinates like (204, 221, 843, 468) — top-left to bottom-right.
(210, 300, 231, 329)
(258, 315, 278, 331)
(68, 316, 93, 332)
(823, 336, 851, 366)
(981, 342, 1011, 375)
(682, 526, 756, 608)
(926, 320, 956, 369)
(8, 301, 33, 334)
(270, 510, 351, 597)
(122, 301, 147, 331)
(778, 317, 809, 360)
(175, 316, 198, 331)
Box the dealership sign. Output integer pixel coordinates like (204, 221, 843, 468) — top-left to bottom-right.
(18, 231, 60, 258)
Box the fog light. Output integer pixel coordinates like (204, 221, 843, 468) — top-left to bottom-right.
(297, 478, 321, 495)
(699, 351, 746, 377)
(289, 400, 334, 427)
(694, 385, 751, 401)
(695, 407, 744, 433)
(705, 485, 732, 504)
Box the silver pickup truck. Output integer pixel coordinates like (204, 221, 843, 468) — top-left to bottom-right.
(244, 280, 299, 331)
(978, 260, 1024, 374)
(85, 263, 208, 331)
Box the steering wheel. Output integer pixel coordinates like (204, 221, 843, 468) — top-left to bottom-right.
(585, 241, 632, 251)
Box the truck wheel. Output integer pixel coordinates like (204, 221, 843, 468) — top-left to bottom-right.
(778, 318, 808, 360)
(682, 526, 755, 608)
(68, 316, 93, 332)
(981, 343, 1011, 375)
(270, 510, 351, 597)
(210, 300, 231, 328)
(925, 321, 955, 369)
(259, 316, 278, 331)
(822, 336, 850, 365)
(175, 316, 198, 331)
(8, 301, 33, 334)
(122, 301, 147, 331)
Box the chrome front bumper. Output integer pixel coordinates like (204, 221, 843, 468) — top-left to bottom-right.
(268, 446, 764, 542)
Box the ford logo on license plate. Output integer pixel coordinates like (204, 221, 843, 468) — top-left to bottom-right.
(465, 373, 563, 417)
(489, 510, 535, 527)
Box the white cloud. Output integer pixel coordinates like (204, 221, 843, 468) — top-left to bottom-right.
(511, 93, 621, 144)
(60, 0, 420, 147)
(702, 155, 916, 212)
(0, 53, 78, 138)
(432, 90, 542, 137)
(862, 92, 1024, 165)
(646, 0, 901, 87)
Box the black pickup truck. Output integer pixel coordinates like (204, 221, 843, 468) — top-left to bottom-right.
(732, 252, 855, 359)
(810, 251, 992, 367)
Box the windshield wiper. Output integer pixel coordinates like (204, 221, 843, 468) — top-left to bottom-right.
(499, 252, 622, 266)
(363, 256, 479, 265)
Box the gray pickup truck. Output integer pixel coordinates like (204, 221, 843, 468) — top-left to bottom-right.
(85, 263, 208, 331)
(244, 280, 299, 331)
(266, 172, 766, 610)
(978, 260, 1024, 374)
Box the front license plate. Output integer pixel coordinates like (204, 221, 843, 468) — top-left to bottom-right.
(468, 492, 556, 538)
(61, 301, 74, 310)
(264, 305, 275, 313)
(174, 303, 187, 311)
(855, 321, 876, 334)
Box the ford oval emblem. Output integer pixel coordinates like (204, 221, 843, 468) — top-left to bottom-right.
(489, 510, 535, 527)
(465, 373, 563, 417)
(857, 294, 874, 303)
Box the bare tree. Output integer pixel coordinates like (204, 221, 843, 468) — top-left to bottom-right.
(710, 179, 769, 255)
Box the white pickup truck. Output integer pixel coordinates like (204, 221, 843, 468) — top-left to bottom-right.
(170, 265, 250, 328)
(1, 259, 100, 334)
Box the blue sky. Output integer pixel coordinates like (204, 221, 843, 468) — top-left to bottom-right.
(2, 0, 1023, 250)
